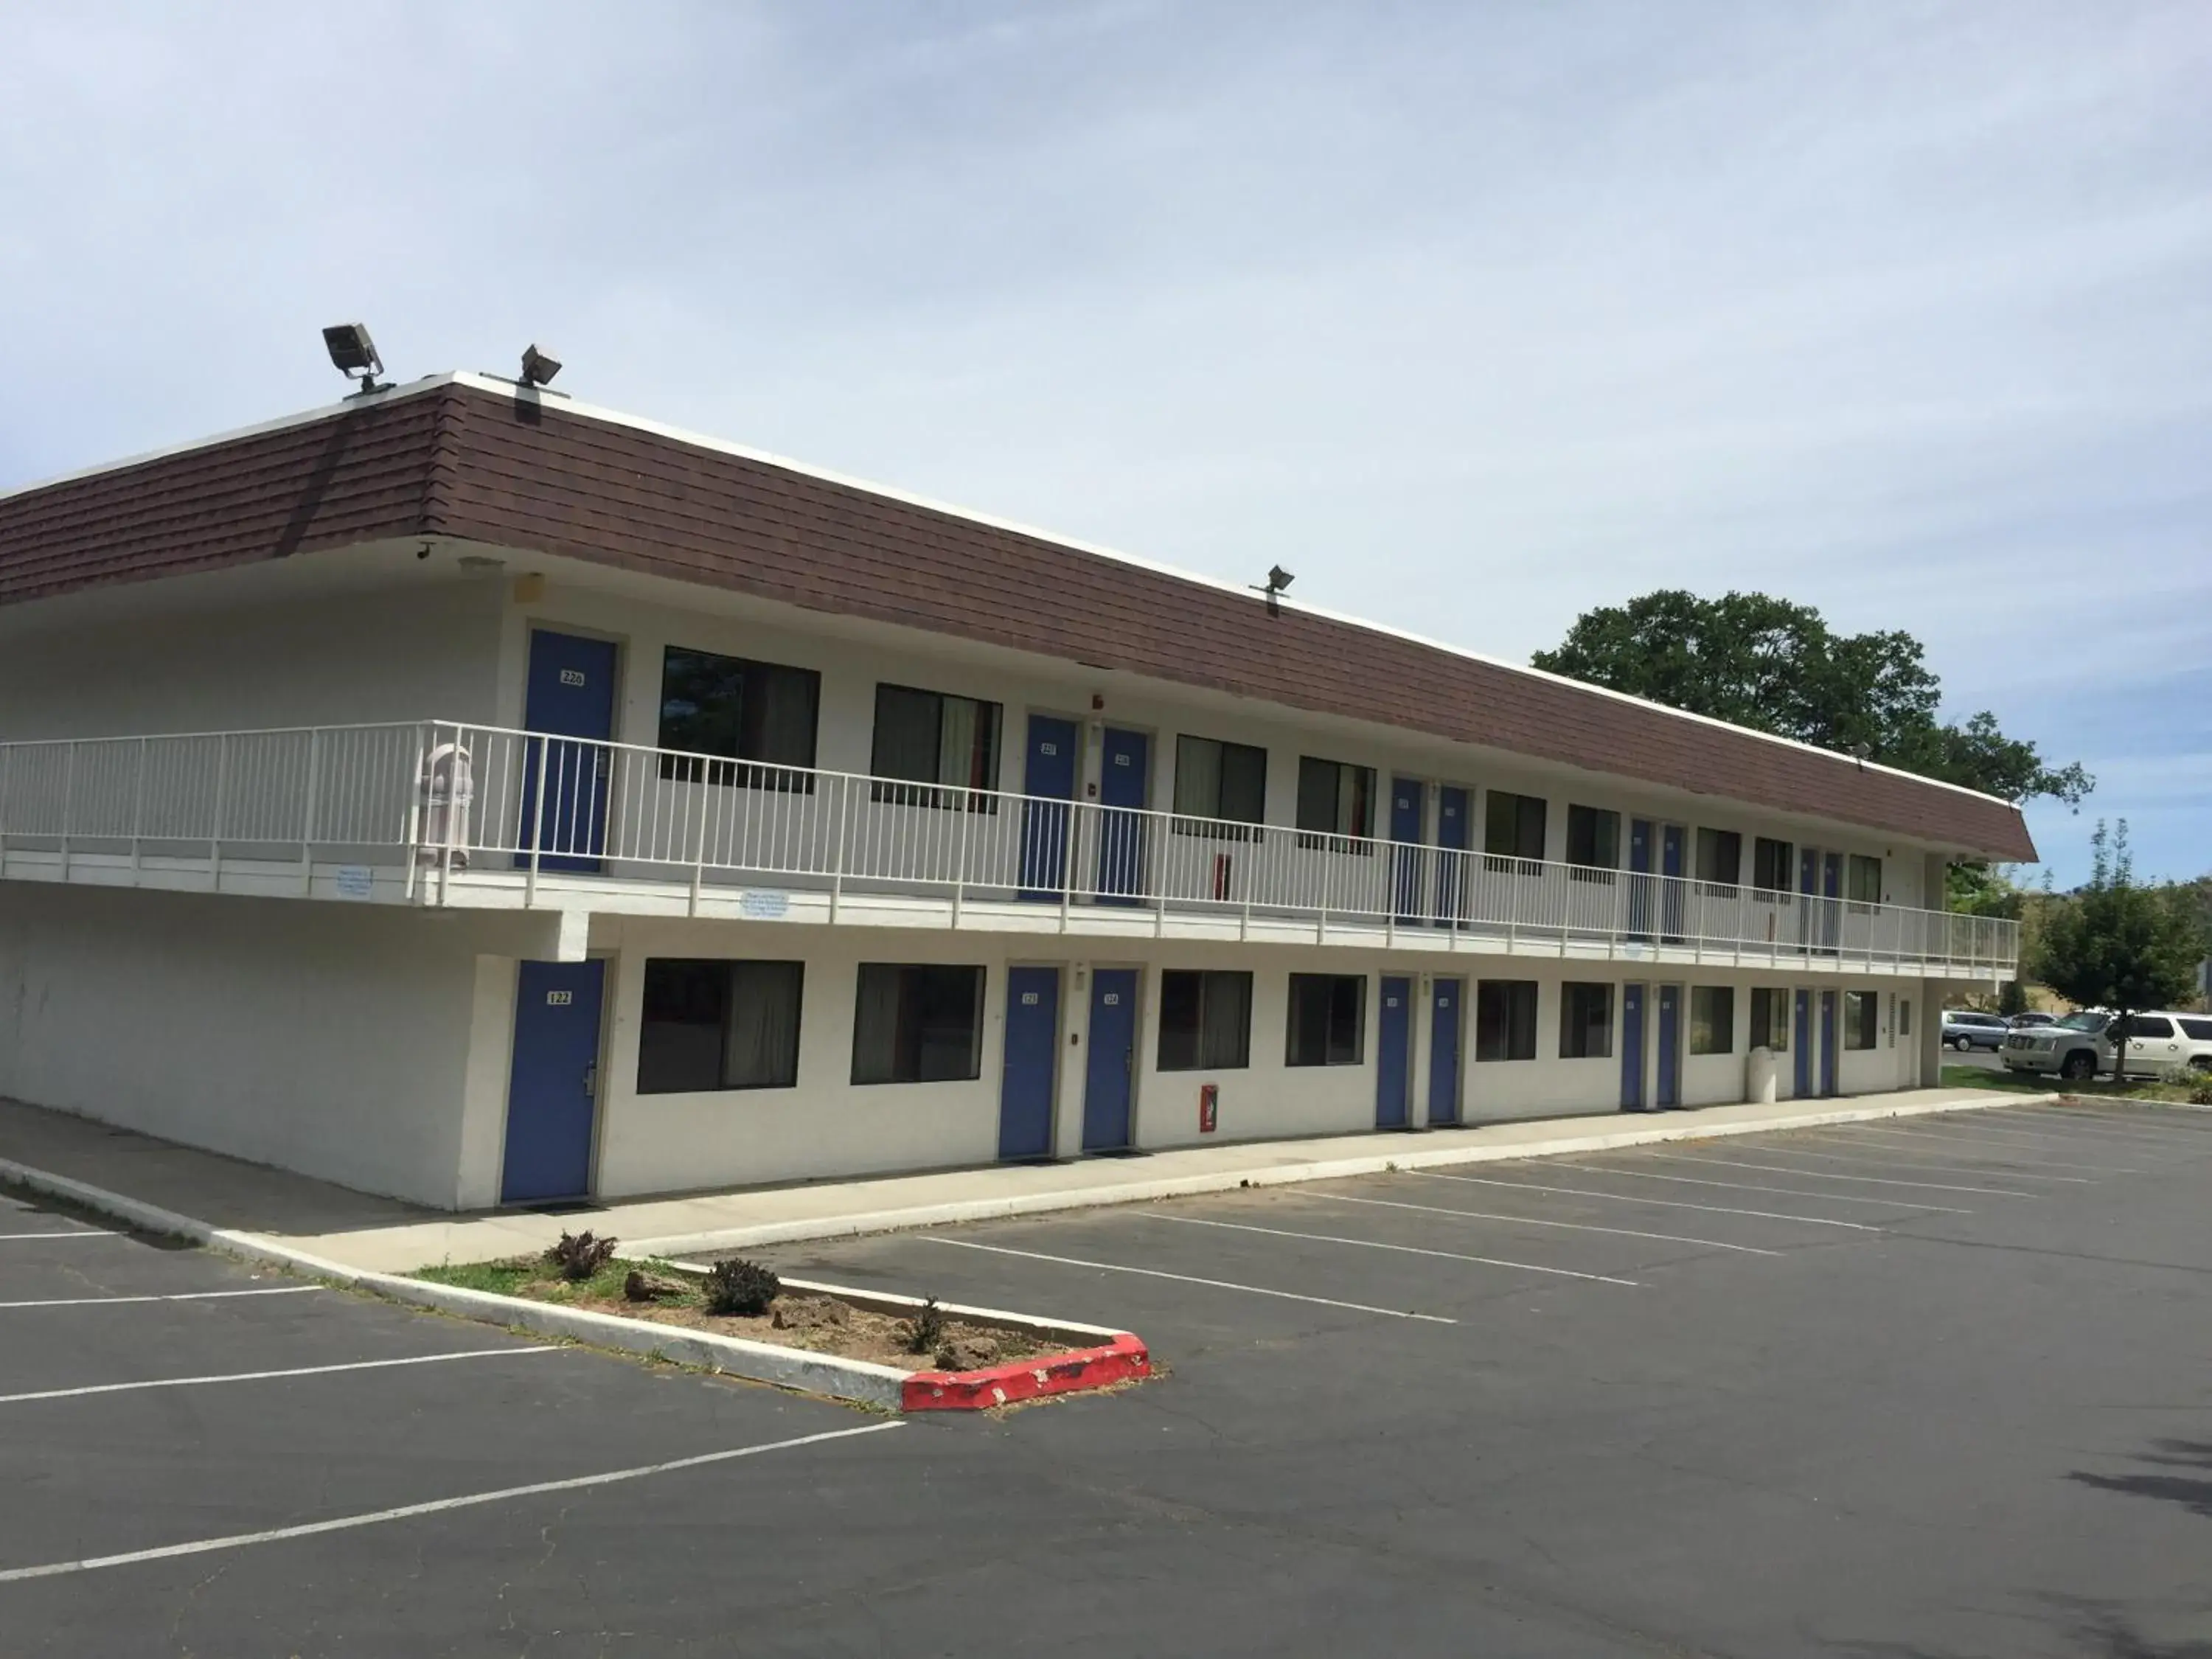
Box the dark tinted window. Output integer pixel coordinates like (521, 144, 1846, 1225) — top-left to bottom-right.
(870, 685, 1001, 808)
(638, 959, 803, 1093)
(1174, 737, 1267, 825)
(1749, 987, 1790, 1051)
(1696, 828, 1742, 886)
(1753, 837, 1793, 893)
(1846, 990, 1879, 1049)
(658, 648, 821, 787)
(1475, 980, 1538, 1061)
(1287, 974, 1366, 1065)
(1565, 806, 1618, 870)
(2126, 1015, 2174, 1039)
(1485, 792, 1546, 862)
(1559, 982, 1613, 1058)
(2179, 1018, 2212, 1041)
(851, 964, 986, 1084)
(1691, 986, 1735, 1054)
(1296, 757, 1374, 841)
(1158, 971, 1253, 1071)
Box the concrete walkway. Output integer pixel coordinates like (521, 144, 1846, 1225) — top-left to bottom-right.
(2, 1085, 2028, 1274)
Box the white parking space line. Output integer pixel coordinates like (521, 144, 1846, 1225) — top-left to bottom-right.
(1793, 1125, 2132, 1176)
(1901, 1117, 2148, 1154)
(1139, 1211, 1642, 1286)
(0, 1231, 119, 1241)
(1545, 1164, 1971, 1213)
(1750, 1138, 2093, 1182)
(1865, 1122, 2144, 1172)
(0, 1420, 903, 1584)
(1643, 1152, 2042, 1197)
(1307, 1191, 1783, 1255)
(0, 1287, 322, 1311)
(919, 1236, 1458, 1322)
(1406, 1170, 1884, 1230)
(1984, 1107, 2212, 1147)
(0, 1345, 559, 1406)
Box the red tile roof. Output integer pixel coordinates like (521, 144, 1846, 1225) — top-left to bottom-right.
(0, 378, 2037, 860)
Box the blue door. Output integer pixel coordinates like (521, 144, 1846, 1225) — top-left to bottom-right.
(1434, 786, 1469, 927)
(1018, 716, 1078, 901)
(1627, 818, 1654, 940)
(518, 631, 619, 874)
(1660, 824, 1686, 942)
(1095, 728, 1149, 905)
(1820, 990, 1840, 1096)
(998, 966, 1061, 1159)
(1621, 982, 1646, 1109)
(1390, 779, 1425, 922)
(1793, 990, 1814, 1096)
(1376, 975, 1412, 1129)
(1656, 984, 1682, 1107)
(1428, 978, 1462, 1125)
(1082, 968, 1138, 1151)
(500, 959, 606, 1204)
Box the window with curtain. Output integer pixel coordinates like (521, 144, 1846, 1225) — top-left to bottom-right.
(1695, 828, 1742, 890)
(656, 648, 821, 790)
(850, 964, 986, 1084)
(1285, 973, 1366, 1065)
(1565, 805, 1618, 880)
(869, 685, 1002, 811)
(1484, 791, 1547, 868)
(1559, 981, 1613, 1058)
(1475, 980, 1538, 1061)
(1845, 990, 1879, 1049)
(636, 959, 804, 1093)
(1748, 987, 1790, 1051)
(1295, 757, 1374, 850)
(1174, 736, 1267, 839)
(1157, 970, 1253, 1070)
(1847, 854, 1882, 906)
(1752, 837, 1794, 895)
(1691, 986, 1735, 1055)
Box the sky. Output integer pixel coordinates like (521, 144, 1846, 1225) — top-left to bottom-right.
(3, 2, 2206, 886)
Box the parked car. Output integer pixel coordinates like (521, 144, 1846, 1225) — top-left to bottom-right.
(1941, 1009, 2011, 1051)
(2006, 1012, 2056, 1029)
(2002, 1011, 2212, 1082)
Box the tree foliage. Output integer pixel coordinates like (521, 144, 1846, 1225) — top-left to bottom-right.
(2034, 822, 2208, 1080)
(1530, 590, 2092, 807)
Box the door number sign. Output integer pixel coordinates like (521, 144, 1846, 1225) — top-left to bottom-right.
(546, 990, 574, 1006)
(559, 668, 587, 686)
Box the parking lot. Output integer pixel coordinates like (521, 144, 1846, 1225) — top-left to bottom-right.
(7, 1100, 2212, 1656)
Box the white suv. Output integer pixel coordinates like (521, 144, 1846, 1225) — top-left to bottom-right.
(2002, 1011, 2212, 1082)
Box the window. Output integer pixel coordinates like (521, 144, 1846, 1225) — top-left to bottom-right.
(1749, 987, 1790, 1051)
(657, 648, 820, 787)
(1695, 828, 1742, 888)
(869, 685, 1001, 810)
(1559, 981, 1613, 1059)
(1752, 837, 1794, 895)
(1565, 805, 1619, 874)
(1484, 791, 1547, 866)
(2125, 1015, 2175, 1039)
(1899, 999, 1913, 1039)
(1174, 737, 1267, 838)
(1846, 990, 1879, 1049)
(1475, 980, 1539, 1061)
(1295, 757, 1374, 849)
(851, 964, 986, 1084)
(1691, 986, 1735, 1055)
(1286, 974, 1366, 1066)
(2180, 1018, 2212, 1042)
(637, 959, 803, 1093)
(1847, 855, 1882, 906)
(1158, 970, 1253, 1071)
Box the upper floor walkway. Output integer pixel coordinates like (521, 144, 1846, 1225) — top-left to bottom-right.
(0, 720, 2018, 978)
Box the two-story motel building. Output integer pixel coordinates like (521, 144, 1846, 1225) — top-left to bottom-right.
(0, 372, 2031, 1210)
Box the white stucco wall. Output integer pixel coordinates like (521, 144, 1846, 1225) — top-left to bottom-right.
(0, 883, 504, 1208)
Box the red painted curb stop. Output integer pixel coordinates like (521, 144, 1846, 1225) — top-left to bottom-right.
(902, 1332, 1150, 1412)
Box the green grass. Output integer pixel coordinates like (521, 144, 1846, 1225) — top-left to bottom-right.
(1941, 1064, 2194, 1102)
(414, 1255, 700, 1307)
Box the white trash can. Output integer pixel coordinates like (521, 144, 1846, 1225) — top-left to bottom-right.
(1746, 1045, 1778, 1105)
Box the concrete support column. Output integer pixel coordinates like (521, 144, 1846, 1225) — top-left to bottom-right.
(453, 954, 521, 1209)
(1411, 972, 1434, 1128)
(1916, 976, 1944, 1090)
(1054, 961, 1090, 1161)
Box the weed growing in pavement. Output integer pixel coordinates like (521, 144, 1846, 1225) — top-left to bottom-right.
(546, 1231, 620, 1281)
(904, 1297, 947, 1355)
(700, 1257, 782, 1316)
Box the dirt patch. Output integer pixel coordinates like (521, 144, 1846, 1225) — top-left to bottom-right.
(414, 1257, 1068, 1371)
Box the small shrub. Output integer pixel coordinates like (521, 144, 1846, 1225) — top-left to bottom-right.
(904, 1296, 947, 1355)
(700, 1257, 781, 1317)
(2189, 1070, 2212, 1107)
(545, 1231, 619, 1282)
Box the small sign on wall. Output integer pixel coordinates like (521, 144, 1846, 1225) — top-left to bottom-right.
(546, 990, 573, 1006)
(1199, 1082, 1219, 1134)
(333, 865, 374, 900)
(559, 668, 587, 687)
(740, 890, 790, 919)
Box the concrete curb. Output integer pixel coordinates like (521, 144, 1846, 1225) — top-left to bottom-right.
(0, 1157, 1146, 1413)
(614, 1089, 2049, 1259)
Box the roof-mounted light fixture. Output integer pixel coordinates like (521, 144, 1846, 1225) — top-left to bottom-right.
(1251, 563, 1295, 616)
(321, 323, 387, 394)
(518, 344, 562, 389)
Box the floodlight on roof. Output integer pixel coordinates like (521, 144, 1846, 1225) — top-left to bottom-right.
(321, 323, 386, 394)
(518, 343, 563, 388)
(1251, 563, 1295, 615)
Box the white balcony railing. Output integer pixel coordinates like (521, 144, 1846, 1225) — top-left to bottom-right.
(0, 720, 2020, 975)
